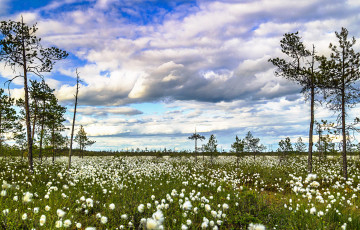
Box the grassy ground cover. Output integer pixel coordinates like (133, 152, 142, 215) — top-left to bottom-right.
(0, 155, 359, 229)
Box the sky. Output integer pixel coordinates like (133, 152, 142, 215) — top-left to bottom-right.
(1, 0, 360, 151)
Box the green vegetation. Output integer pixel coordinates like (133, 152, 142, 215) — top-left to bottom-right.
(0, 156, 359, 229)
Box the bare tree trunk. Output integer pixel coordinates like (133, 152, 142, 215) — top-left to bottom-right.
(341, 78, 347, 179)
(68, 70, 80, 171)
(236, 153, 239, 168)
(308, 46, 317, 173)
(318, 125, 321, 161)
(0, 112, 2, 153)
(194, 138, 197, 161)
(52, 124, 55, 163)
(21, 18, 33, 172)
(31, 101, 37, 141)
(39, 96, 46, 163)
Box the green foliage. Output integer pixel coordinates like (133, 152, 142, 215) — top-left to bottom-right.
(0, 88, 18, 146)
(231, 135, 245, 153)
(74, 125, 96, 153)
(277, 137, 293, 153)
(244, 131, 266, 153)
(202, 134, 217, 153)
(0, 156, 358, 229)
(317, 28, 360, 178)
(0, 19, 68, 76)
(294, 137, 307, 152)
(188, 132, 205, 153)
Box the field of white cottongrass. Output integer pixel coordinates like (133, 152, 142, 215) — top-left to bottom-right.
(0, 155, 360, 229)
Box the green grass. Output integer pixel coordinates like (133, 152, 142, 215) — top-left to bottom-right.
(0, 155, 359, 229)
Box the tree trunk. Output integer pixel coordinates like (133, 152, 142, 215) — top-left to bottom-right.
(52, 124, 55, 163)
(31, 101, 38, 141)
(341, 76, 347, 180)
(0, 111, 2, 153)
(21, 20, 33, 172)
(318, 125, 321, 160)
(39, 97, 46, 163)
(308, 83, 315, 173)
(194, 138, 197, 161)
(68, 71, 79, 171)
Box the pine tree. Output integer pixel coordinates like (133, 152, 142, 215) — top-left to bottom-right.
(231, 135, 245, 167)
(0, 88, 18, 151)
(203, 134, 218, 163)
(0, 18, 68, 171)
(45, 97, 66, 163)
(269, 32, 320, 173)
(294, 137, 307, 153)
(243, 131, 266, 160)
(188, 128, 205, 160)
(318, 28, 360, 179)
(75, 125, 95, 158)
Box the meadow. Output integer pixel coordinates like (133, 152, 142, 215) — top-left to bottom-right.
(0, 155, 359, 229)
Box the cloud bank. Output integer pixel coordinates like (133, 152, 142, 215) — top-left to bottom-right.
(1, 0, 360, 150)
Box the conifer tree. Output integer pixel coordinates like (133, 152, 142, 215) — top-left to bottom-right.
(75, 125, 95, 158)
(0, 18, 68, 171)
(0, 88, 18, 151)
(318, 28, 360, 179)
(269, 32, 320, 173)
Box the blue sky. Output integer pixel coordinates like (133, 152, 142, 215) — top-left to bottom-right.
(1, 0, 360, 151)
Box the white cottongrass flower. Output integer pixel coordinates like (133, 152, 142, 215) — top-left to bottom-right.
(248, 223, 266, 230)
(181, 224, 188, 230)
(306, 174, 317, 182)
(201, 222, 208, 229)
(39, 215, 46, 226)
(121, 214, 128, 220)
(310, 181, 320, 188)
(138, 204, 145, 213)
(85, 227, 96, 230)
(23, 192, 33, 203)
(2, 209, 9, 215)
(341, 223, 347, 230)
(310, 207, 317, 215)
(186, 219, 192, 226)
(146, 218, 159, 230)
(76, 223, 82, 228)
(86, 198, 94, 207)
(152, 209, 164, 224)
(205, 204, 211, 212)
(45, 205, 51, 211)
(183, 200, 192, 211)
(13, 196, 18, 201)
(1, 190, 6, 196)
(33, 207, 39, 213)
(64, 219, 72, 228)
(2, 181, 11, 189)
(55, 220, 63, 228)
(101, 216, 108, 224)
(223, 203, 229, 210)
(57, 209, 66, 218)
(109, 203, 115, 210)
(22, 213, 27, 220)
